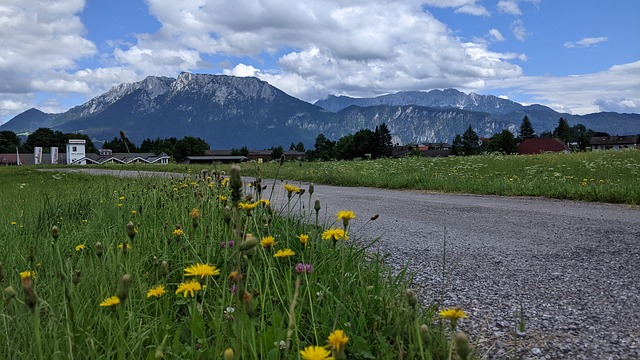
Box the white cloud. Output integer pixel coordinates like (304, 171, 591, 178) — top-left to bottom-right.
(511, 19, 528, 41)
(564, 37, 608, 49)
(489, 29, 506, 42)
(497, 0, 522, 15)
(487, 61, 640, 114)
(454, 4, 490, 16)
(0, 0, 96, 91)
(223, 64, 260, 77)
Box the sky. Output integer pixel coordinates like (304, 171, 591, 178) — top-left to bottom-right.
(1, 0, 639, 125)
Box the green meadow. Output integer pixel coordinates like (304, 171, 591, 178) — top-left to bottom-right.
(101, 149, 640, 204)
(0, 166, 467, 359)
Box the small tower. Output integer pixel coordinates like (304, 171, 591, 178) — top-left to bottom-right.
(66, 139, 86, 165)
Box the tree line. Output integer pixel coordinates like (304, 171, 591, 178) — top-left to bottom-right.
(306, 123, 394, 161)
(450, 117, 604, 156)
(0, 128, 210, 162)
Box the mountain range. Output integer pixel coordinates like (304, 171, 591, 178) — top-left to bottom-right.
(2, 72, 639, 149)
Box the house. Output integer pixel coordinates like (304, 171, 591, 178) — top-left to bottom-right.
(392, 143, 451, 157)
(191, 149, 306, 164)
(590, 135, 640, 150)
(517, 138, 567, 155)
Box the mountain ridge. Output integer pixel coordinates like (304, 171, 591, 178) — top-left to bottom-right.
(1, 73, 639, 148)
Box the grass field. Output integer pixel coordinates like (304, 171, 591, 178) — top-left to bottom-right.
(0, 166, 469, 359)
(92, 149, 640, 205)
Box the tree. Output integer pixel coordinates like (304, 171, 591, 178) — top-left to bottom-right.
(294, 142, 305, 152)
(23, 128, 65, 152)
(519, 116, 536, 140)
(461, 126, 480, 156)
(0, 131, 20, 153)
(310, 133, 335, 161)
(351, 129, 377, 159)
(270, 146, 284, 161)
(102, 137, 140, 153)
(553, 118, 572, 143)
(140, 137, 178, 155)
(451, 135, 464, 156)
(487, 129, 517, 154)
(231, 146, 249, 156)
(374, 123, 393, 158)
(334, 134, 355, 160)
(173, 136, 209, 162)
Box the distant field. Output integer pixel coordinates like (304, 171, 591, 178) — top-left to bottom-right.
(85, 149, 640, 205)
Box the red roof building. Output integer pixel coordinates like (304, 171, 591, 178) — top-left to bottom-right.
(517, 138, 567, 155)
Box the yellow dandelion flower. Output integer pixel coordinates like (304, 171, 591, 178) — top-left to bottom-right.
(10, 221, 17, 225)
(117, 203, 123, 207)
(75, 244, 85, 252)
(438, 307, 469, 320)
(321, 228, 348, 241)
(327, 329, 349, 352)
(146, 285, 166, 298)
(117, 243, 132, 249)
(300, 345, 333, 360)
(261, 236, 277, 248)
(284, 183, 302, 194)
(189, 208, 201, 219)
(297, 234, 309, 246)
(218, 195, 227, 201)
(273, 248, 295, 258)
(184, 263, 220, 278)
(100, 295, 120, 308)
(336, 210, 356, 222)
(118, 196, 125, 201)
(238, 202, 259, 211)
(20, 270, 36, 279)
(221, 178, 230, 187)
(259, 199, 270, 206)
(175, 279, 202, 298)
(172, 228, 184, 237)
(131, 210, 137, 215)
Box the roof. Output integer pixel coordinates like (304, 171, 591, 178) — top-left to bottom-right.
(517, 138, 566, 155)
(590, 135, 639, 146)
(79, 152, 170, 165)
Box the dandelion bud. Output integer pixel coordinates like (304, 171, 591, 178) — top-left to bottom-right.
(279, 154, 285, 166)
(152, 256, 158, 266)
(454, 332, 471, 360)
(405, 289, 418, 309)
(229, 165, 242, 203)
(95, 241, 103, 257)
(22, 282, 38, 311)
(4, 286, 16, 300)
(308, 183, 314, 196)
(72, 270, 81, 285)
(239, 234, 258, 251)
(314, 199, 321, 213)
(116, 274, 131, 301)
(419, 324, 430, 345)
(126, 221, 136, 240)
(160, 261, 169, 277)
(52, 225, 59, 240)
(223, 347, 235, 360)
(223, 206, 232, 224)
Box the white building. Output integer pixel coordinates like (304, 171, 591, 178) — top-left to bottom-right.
(66, 139, 86, 165)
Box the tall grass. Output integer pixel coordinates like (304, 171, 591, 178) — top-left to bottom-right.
(85, 149, 640, 204)
(0, 166, 463, 359)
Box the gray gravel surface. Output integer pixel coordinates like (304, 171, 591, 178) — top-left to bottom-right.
(51, 169, 640, 359)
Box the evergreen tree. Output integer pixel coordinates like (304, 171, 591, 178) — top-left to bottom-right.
(488, 129, 517, 154)
(461, 126, 480, 156)
(553, 118, 572, 143)
(102, 136, 140, 153)
(451, 134, 464, 156)
(295, 142, 305, 152)
(334, 134, 355, 160)
(374, 123, 393, 158)
(519, 116, 536, 139)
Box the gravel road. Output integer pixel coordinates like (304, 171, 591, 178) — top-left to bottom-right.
(52, 169, 640, 359)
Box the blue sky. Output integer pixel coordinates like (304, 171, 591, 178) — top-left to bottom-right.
(1, 0, 639, 124)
